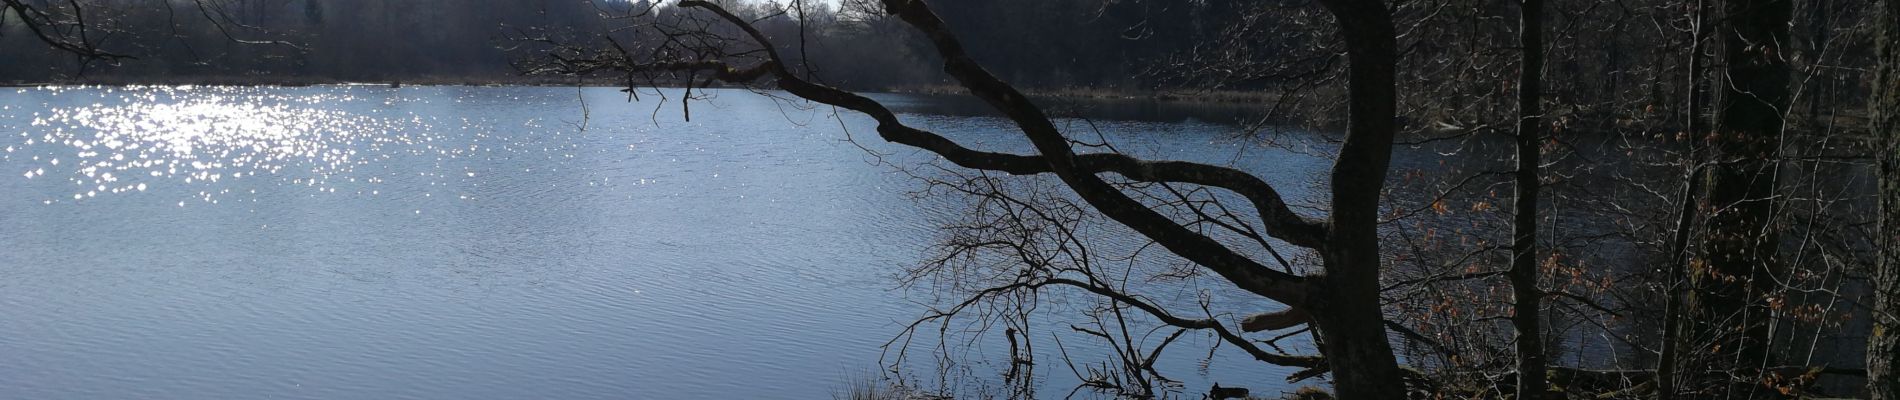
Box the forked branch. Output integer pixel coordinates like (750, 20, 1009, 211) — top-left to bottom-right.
(635, 0, 1325, 306)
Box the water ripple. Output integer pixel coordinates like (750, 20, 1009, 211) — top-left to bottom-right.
(13, 86, 435, 204)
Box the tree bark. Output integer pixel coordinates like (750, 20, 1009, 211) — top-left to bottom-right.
(1869, 0, 1899, 398)
(1510, 0, 1547, 397)
(1308, 1, 1406, 398)
(1695, 0, 1790, 370)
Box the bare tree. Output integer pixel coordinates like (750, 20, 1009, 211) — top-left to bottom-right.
(1692, 0, 1792, 383)
(2, 0, 133, 65)
(1, 0, 306, 79)
(1508, 0, 1549, 397)
(527, 0, 1413, 397)
(1658, 2, 1715, 397)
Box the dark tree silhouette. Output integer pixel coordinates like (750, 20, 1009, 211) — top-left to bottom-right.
(10, 0, 1897, 397)
(1507, 0, 1548, 397)
(528, 0, 1412, 397)
(1692, 0, 1792, 384)
(1871, 0, 1899, 397)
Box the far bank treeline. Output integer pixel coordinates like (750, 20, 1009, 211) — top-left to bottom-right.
(8, 0, 1900, 399)
(0, 0, 1246, 89)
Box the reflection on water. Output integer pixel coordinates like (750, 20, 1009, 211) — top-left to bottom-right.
(0, 86, 1318, 400)
(15, 86, 438, 205)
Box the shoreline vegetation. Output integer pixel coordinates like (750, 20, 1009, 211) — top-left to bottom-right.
(6, 79, 1865, 143)
(884, 84, 1283, 105)
(832, 374, 1338, 400)
(0, 76, 1280, 105)
(4, 0, 1893, 397)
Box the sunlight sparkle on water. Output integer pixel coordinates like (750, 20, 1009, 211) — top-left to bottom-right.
(11, 86, 439, 204)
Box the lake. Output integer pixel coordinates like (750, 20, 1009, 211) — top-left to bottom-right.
(0, 86, 1332, 399)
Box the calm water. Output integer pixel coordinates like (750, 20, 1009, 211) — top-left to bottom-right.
(0, 86, 1329, 399)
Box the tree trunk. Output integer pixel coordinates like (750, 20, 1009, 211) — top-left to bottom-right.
(1655, 166, 1704, 400)
(1310, 0, 1405, 398)
(1694, 0, 1790, 370)
(1510, 0, 1547, 397)
(1658, 3, 1710, 398)
(600, 1, 1413, 398)
(1869, 0, 1899, 398)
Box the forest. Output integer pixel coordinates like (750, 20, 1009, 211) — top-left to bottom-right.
(5, 0, 1899, 399)
(17, 0, 1395, 90)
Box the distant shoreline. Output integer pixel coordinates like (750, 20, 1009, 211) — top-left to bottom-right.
(2, 77, 1281, 106)
(882, 84, 1282, 105)
(0, 75, 613, 88)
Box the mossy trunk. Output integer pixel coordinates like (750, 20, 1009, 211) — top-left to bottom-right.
(1869, 0, 1900, 398)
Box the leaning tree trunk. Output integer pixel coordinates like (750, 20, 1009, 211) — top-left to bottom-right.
(1509, 0, 1548, 397)
(1694, 0, 1791, 371)
(1869, 0, 1899, 397)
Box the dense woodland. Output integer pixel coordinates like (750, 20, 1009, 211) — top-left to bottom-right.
(2, 0, 1245, 88)
(6, 0, 1900, 399)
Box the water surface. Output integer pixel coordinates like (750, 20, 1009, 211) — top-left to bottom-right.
(0, 86, 1324, 399)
